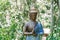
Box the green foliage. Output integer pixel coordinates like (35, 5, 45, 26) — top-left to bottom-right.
(45, 5, 50, 10)
(41, 9, 45, 13)
(0, 22, 17, 40)
(0, 0, 11, 11)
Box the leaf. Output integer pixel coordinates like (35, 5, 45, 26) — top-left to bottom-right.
(41, 9, 45, 14)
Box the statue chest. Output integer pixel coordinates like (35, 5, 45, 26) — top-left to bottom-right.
(26, 22, 35, 32)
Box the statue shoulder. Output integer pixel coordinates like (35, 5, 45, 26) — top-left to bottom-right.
(37, 21, 41, 24)
(24, 21, 30, 26)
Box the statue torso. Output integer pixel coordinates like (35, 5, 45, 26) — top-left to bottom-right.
(26, 20, 36, 32)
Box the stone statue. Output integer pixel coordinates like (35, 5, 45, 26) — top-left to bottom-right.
(23, 7, 48, 40)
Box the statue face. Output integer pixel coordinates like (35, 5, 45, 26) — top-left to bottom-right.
(30, 13, 37, 21)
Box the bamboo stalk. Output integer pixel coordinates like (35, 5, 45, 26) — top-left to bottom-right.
(51, 0, 54, 40)
(58, 0, 60, 17)
(58, 0, 60, 37)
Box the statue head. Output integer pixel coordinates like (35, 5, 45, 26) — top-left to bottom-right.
(29, 7, 38, 21)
